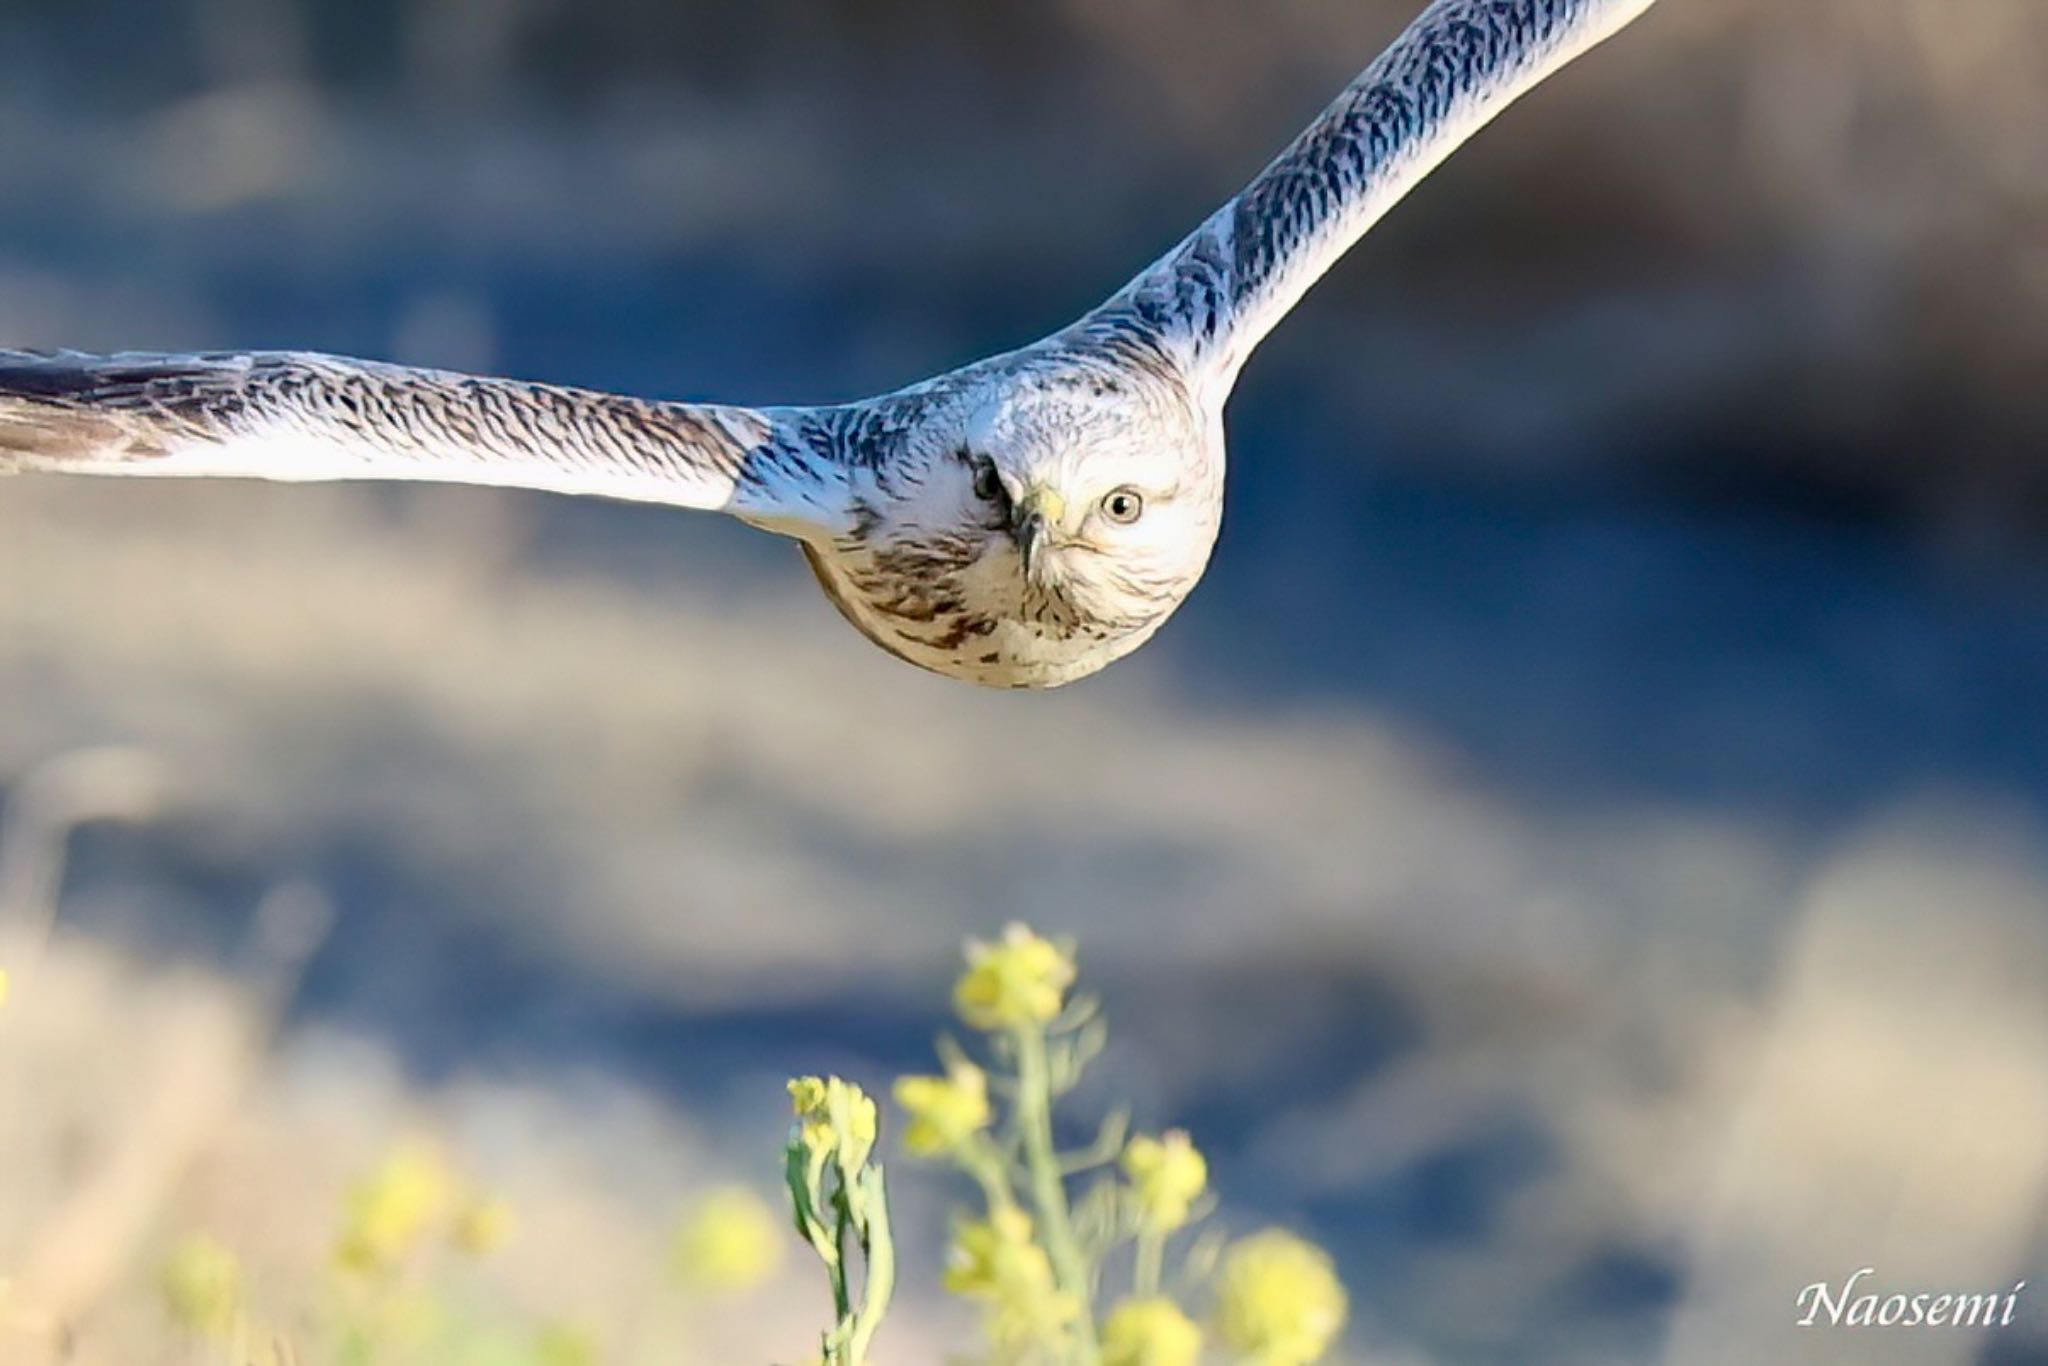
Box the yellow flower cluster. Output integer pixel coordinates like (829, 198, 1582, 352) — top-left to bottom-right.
(160, 1233, 242, 1339)
(534, 1321, 600, 1366)
(954, 924, 1075, 1031)
(331, 1142, 515, 1274)
(1102, 1295, 1203, 1366)
(335, 1143, 456, 1274)
(789, 1075, 879, 1175)
(672, 1186, 786, 1292)
(783, 1074, 894, 1364)
(451, 1196, 516, 1258)
(354, 1283, 446, 1351)
(893, 1059, 991, 1157)
(1122, 1131, 1208, 1233)
(776, 924, 1357, 1366)
(1216, 1229, 1349, 1366)
(943, 1207, 1080, 1351)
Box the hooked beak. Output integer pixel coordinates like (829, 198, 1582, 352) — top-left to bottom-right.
(1012, 486, 1067, 579)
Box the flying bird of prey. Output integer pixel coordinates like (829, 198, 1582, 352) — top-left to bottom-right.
(0, 0, 1659, 688)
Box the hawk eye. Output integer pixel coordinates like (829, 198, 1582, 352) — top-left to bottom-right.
(970, 458, 1003, 504)
(1101, 487, 1145, 525)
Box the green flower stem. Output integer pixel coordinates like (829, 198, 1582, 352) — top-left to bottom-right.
(845, 1165, 896, 1366)
(1013, 1024, 1099, 1363)
(1134, 1228, 1164, 1299)
(961, 1138, 1020, 1216)
(831, 1196, 854, 1322)
(788, 1143, 848, 1315)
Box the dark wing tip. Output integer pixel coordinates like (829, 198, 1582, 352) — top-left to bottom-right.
(0, 350, 103, 401)
(0, 351, 176, 466)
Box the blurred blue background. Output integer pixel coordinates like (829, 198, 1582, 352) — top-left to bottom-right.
(0, 1, 2044, 1363)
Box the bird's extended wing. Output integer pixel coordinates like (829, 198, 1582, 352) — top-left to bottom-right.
(0, 349, 844, 531)
(1098, 0, 1659, 395)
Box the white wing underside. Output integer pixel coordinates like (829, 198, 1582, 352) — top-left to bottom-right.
(54, 425, 742, 507)
(1103, 0, 1661, 397)
(0, 350, 840, 526)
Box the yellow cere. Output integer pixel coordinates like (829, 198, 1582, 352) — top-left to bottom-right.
(1026, 484, 1068, 526)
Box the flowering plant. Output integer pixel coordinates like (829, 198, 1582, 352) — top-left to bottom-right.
(786, 923, 1348, 1365)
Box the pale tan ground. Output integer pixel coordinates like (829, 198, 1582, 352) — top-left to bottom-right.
(0, 480, 2042, 1364)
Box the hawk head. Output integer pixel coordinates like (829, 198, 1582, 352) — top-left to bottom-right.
(802, 357, 1223, 687)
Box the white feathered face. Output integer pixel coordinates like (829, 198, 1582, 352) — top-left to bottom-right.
(805, 374, 1223, 687)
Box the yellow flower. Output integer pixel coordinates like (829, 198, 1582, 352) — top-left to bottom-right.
(533, 1321, 599, 1366)
(160, 1234, 241, 1338)
(788, 1075, 831, 1135)
(1123, 1131, 1208, 1233)
(365, 1285, 445, 1349)
(672, 1186, 786, 1292)
(1215, 1230, 1349, 1366)
(894, 1060, 991, 1156)
(942, 1206, 1035, 1298)
(1103, 1296, 1203, 1366)
(954, 924, 1075, 1031)
(334, 1142, 455, 1274)
(451, 1195, 516, 1258)
(944, 1207, 1080, 1351)
(788, 1076, 879, 1175)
